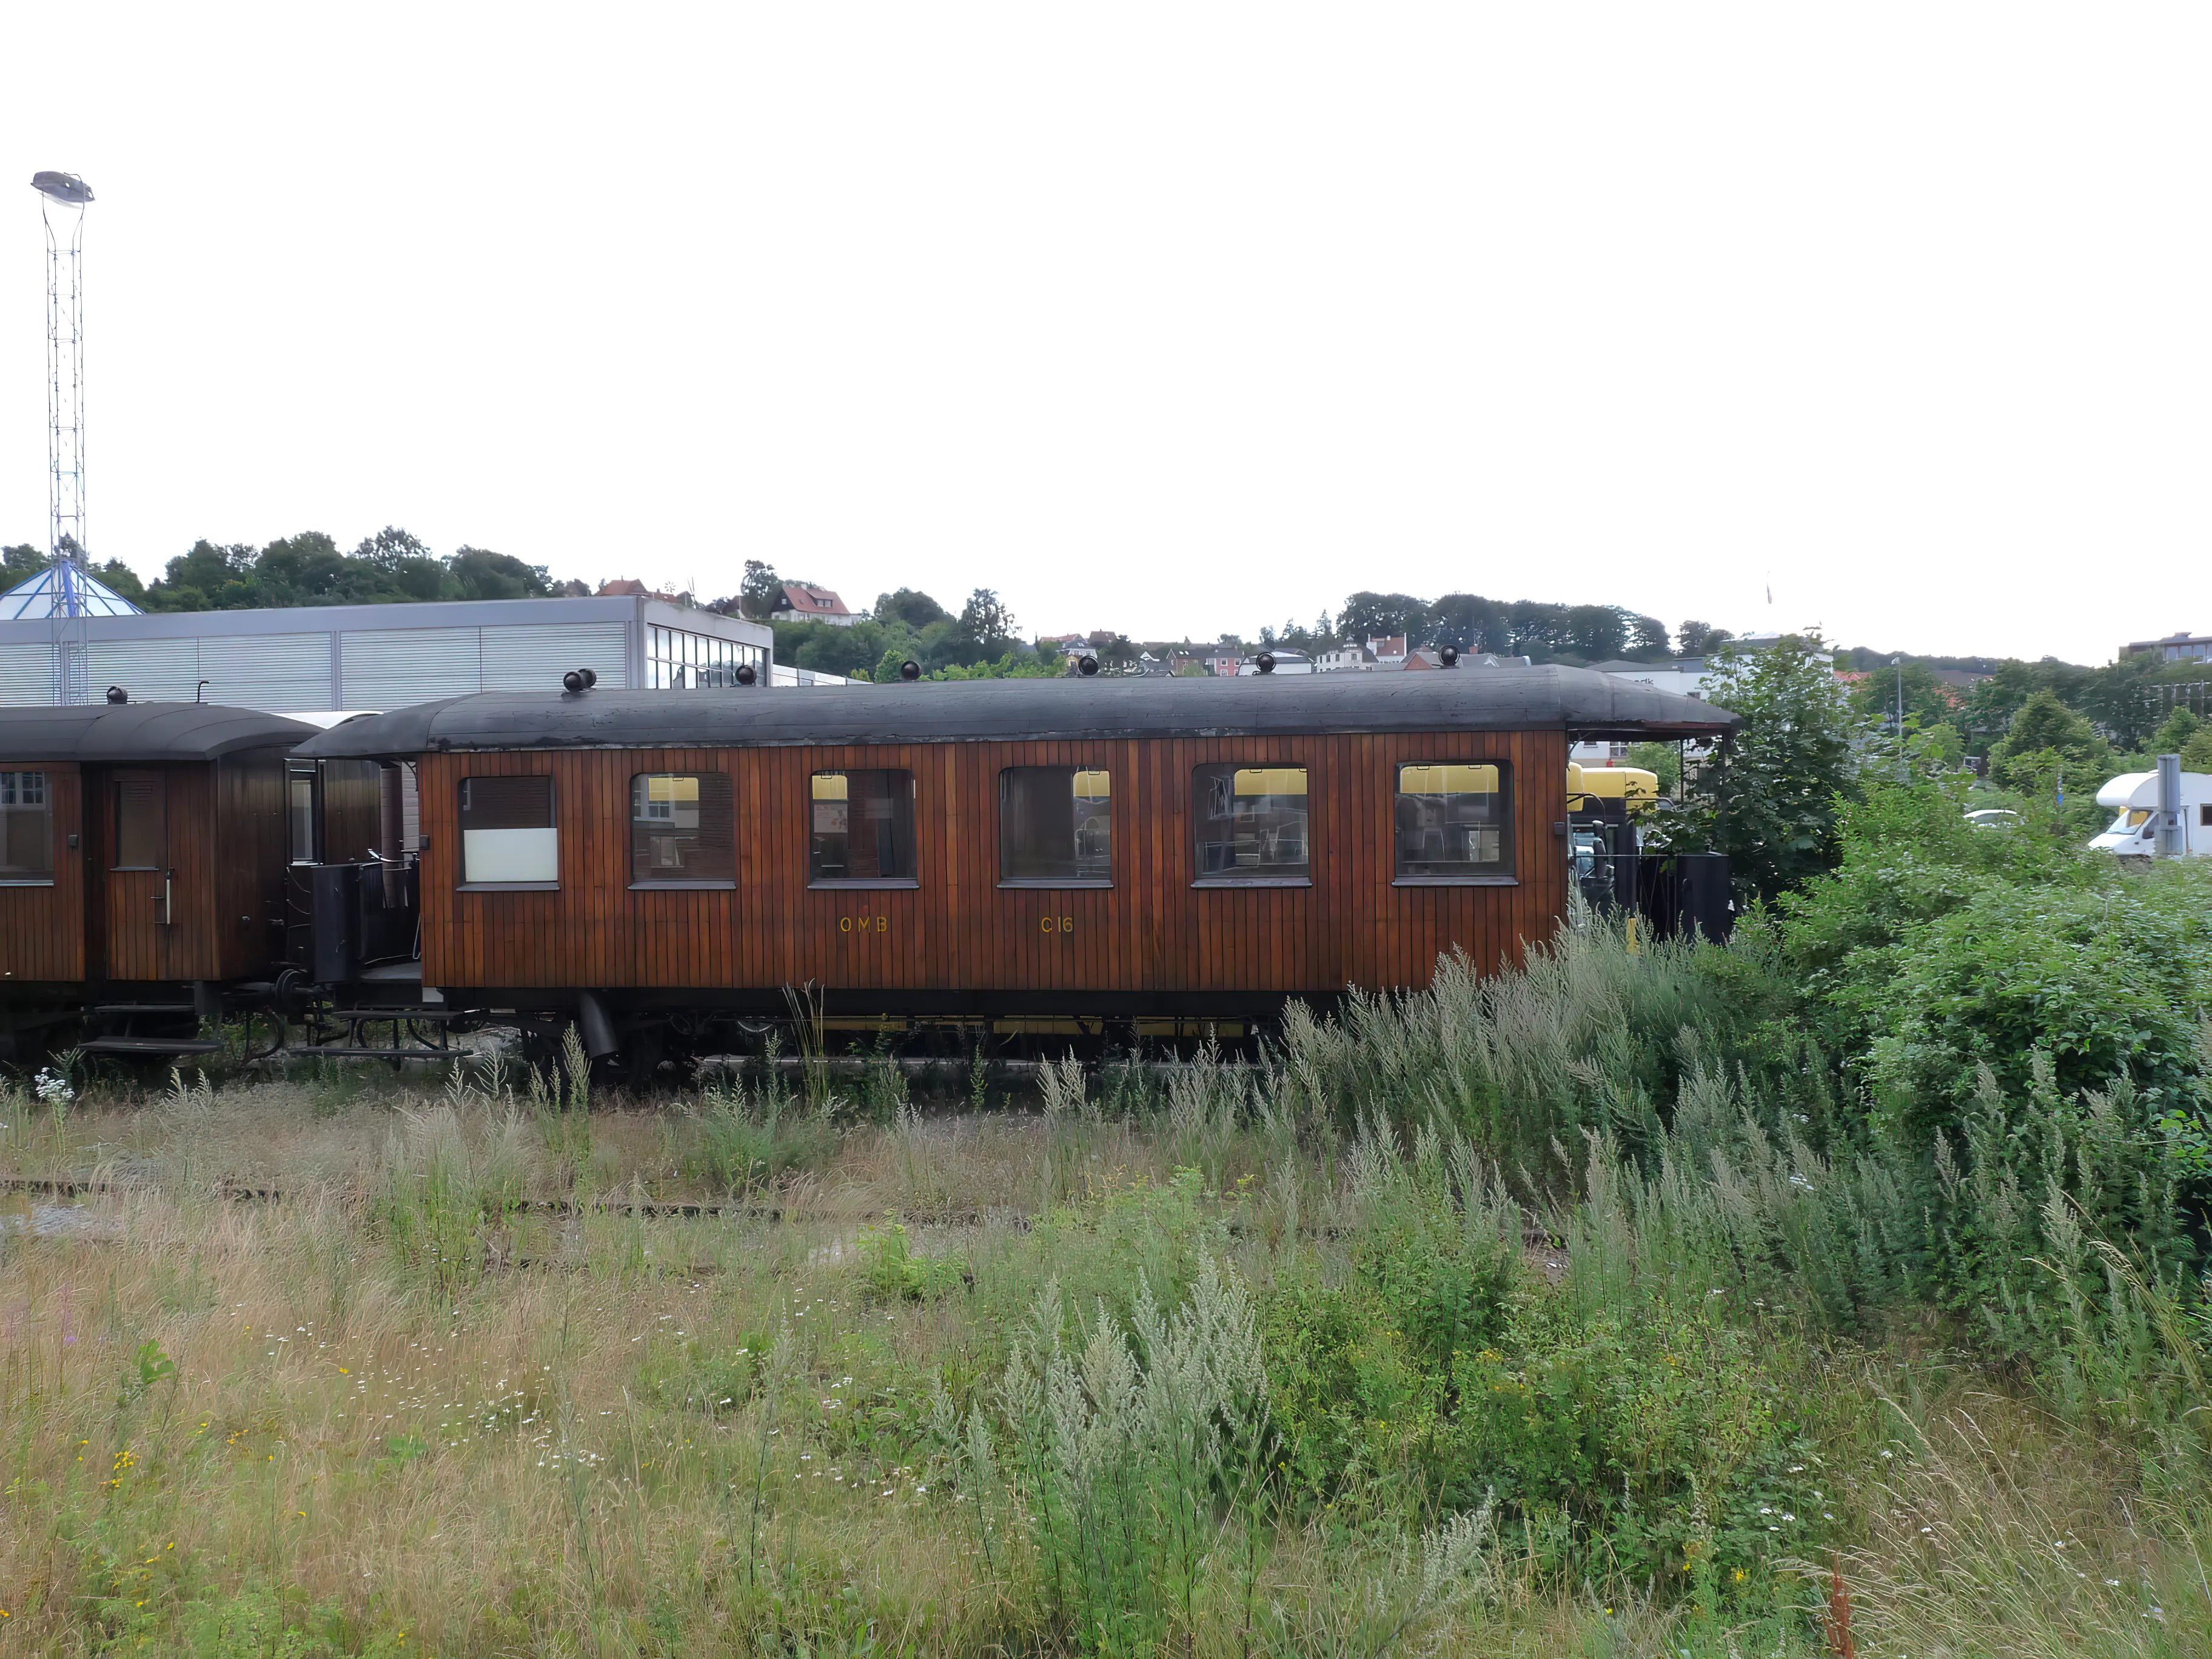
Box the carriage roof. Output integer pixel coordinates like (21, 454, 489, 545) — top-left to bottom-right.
(295, 665, 1737, 759)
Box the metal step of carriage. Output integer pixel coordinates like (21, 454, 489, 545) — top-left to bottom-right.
(78, 1036, 226, 1056)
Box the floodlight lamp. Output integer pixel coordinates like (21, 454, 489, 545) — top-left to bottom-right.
(31, 172, 94, 206)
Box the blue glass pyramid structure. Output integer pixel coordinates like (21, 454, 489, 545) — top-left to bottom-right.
(0, 559, 142, 620)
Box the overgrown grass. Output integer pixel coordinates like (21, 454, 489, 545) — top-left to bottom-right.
(1, 913, 2208, 1654)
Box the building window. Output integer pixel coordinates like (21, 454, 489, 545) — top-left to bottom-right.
(287, 766, 317, 864)
(0, 769, 53, 883)
(1000, 767, 1111, 885)
(1395, 763, 1512, 880)
(648, 624, 765, 689)
(630, 772, 736, 886)
(809, 769, 916, 884)
(459, 775, 558, 888)
(110, 772, 164, 870)
(1192, 764, 1309, 884)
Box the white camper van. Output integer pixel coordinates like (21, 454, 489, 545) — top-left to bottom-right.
(2090, 771, 2212, 857)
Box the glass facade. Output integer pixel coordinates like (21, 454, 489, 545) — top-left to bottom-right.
(648, 625, 766, 689)
(1000, 766, 1111, 885)
(1394, 763, 1511, 879)
(630, 772, 737, 886)
(0, 769, 52, 882)
(1192, 765, 1309, 882)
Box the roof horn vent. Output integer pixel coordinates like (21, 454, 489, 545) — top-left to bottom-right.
(1439, 646, 1459, 667)
(1255, 651, 1276, 674)
(734, 663, 757, 686)
(1076, 654, 1099, 676)
(899, 659, 922, 681)
(562, 667, 599, 694)
(105, 685, 128, 704)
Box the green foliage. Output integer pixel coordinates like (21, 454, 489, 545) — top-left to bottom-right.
(1626, 740, 1683, 797)
(1988, 690, 2113, 790)
(2185, 726, 2212, 774)
(119, 1339, 178, 1406)
(1849, 660, 1957, 732)
(999, 1256, 1275, 1655)
(2150, 705, 2203, 756)
(1675, 635, 1865, 902)
(856, 1222, 968, 1302)
(139, 528, 556, 611)
(682, 1078, 834, 1193)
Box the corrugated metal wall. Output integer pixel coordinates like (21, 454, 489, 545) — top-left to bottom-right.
(201, 633, 333, 710)
(0, 612, 659, 709)
(88, 638, 201, 702)
(481, 622, 628, 693)
(0, 643, 53, 704)
(341, 628, 483, 706)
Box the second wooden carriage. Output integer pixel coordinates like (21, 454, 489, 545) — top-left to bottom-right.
(296, 666, 1734, 1057)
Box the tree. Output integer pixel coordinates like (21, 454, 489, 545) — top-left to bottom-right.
(1626, 614, 1671, 657)
(1563, 604, 1627, 661)
(93, 559, 148, 606)
(2182, 728, 2212, 773)
(1673, 635, 1863, 903)
(2149, 705, 2202, 756)
(1338, 591, 1427, 643)
(1676, 620, 1732, 657)
(2, 544, 44, 586)
(1849, 662, 1953, 734)
(957, 589, 1018, 653)
(1426, 594, 1507, 654)
(1987, 691, 2111, 791)
(875, 588, 951, 630)
(449, 546, 551, 602)
(737, 560, 785, 620)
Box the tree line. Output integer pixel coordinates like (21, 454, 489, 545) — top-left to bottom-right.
(2, 530, 574, 612)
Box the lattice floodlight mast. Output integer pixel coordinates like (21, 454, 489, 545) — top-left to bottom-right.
(33, 170, 93, 703)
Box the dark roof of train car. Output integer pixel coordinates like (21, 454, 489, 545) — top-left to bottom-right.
(0, 702, 320, 762)
(297, 667, 1737, 759)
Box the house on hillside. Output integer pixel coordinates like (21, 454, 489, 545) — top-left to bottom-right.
(771, 584, 858, 626)
(1315, 643, 1376, 673)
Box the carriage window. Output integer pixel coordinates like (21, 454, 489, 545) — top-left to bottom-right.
(1191, 765, 1310, 884)
(1395, 763, 1512, 880)
(287, 768, 317, 864)
(459, 775, 558, 887)
(0, 770, 53, 883)
(631, 772, 736, 886)
(111, 772, 164, 870)
(809, 769, 916, 885)
(1000, 767, 1111, 885)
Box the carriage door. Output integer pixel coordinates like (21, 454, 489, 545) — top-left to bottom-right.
(105, 769, 173, 980)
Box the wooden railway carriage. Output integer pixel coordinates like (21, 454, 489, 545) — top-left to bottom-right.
(0, 702, 320, 1059)
(295, 666, 1734, 1060)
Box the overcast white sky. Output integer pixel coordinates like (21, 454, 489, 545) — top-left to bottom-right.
(2, 4, 2205, 662)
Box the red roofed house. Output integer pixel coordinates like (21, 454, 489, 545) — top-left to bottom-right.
(771, 583, 858, 627)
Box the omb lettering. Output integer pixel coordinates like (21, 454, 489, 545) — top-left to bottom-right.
(837, 916, 889, 936)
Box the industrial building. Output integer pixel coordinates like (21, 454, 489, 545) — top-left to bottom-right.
(0, 571, 781, 716)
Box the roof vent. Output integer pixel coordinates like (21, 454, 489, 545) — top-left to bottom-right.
(734, 663, 757, 686)
(562, 666, 599, 693)
(104, 685, 128, 705)
(899, 659, 922, 682)
(1439, 646, 1459, 668)
(1255, 651, 1276, 674)
(1076, 654, 1099, 677)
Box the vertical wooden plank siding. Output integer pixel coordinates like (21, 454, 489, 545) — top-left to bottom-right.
(0, 761, 84, 983)
(414, 731, 1569, 995)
